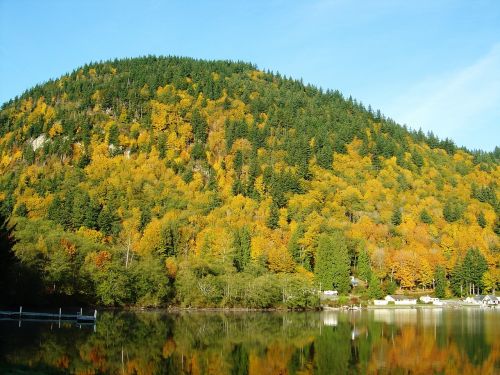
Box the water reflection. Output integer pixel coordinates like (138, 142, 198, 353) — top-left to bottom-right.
(0, 309, 498, 374)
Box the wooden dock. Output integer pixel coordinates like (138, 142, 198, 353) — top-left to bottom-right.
(0, 307, 97, 323)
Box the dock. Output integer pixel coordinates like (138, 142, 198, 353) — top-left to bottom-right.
(0, 307, 97, 323)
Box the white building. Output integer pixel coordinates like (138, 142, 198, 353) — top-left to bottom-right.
(464, 295, 499, 306)
(323, 290, 338, 296)
(385, 295, 417, 305)
(420, 295, 439, 304)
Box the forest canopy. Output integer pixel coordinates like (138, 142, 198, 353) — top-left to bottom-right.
(0, 56, 498, 307)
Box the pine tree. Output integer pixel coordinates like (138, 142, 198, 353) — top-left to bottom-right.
(331, 232, 351, 294)
(368, 274, 383, 299)
(108, 123, 119, 146)
(443, 198, 465, 223)
(391, 208, 402, 226)
(191, 109, 208, 143)
(315, 234, 335, 290)
(450, 260, 464, 297)
(266, 203, 279, 229)
(451, 248, 488, 296)
(419, 209, 433, 224)
(14, 203, 28, 217)
(434, 265, 446, 298)
(357, 248, 372, 283)
(233, 227, 251, 272)
(288, 225, 303, 263)
(477, 212, 487, 228)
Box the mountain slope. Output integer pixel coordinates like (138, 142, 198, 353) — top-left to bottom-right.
(0, 56, 498, 307)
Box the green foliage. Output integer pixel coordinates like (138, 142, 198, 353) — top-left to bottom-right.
(233, 226, 251, 272)
(266, 203, 279, 229)
(91, 262, 133, 306)
(0, 56, 498, 309)
(14, 202, 28, 217)
(315, 232, 350, 294)
(108, 122, 119, 146)
(450, 248, 488, 296)
(477, 212, 487, 228)
(419, 209, 433, 224)
(314, 234, 335, 290)
(384, 279, 398, 295)
(391, 208, 402, 226)
(174, 257, 318, 309)
(357, 247, 372, 283)
(288, 225, 304, 263)
(368, 274, 384, 299)
(443, 198, 466, 223)
(434, 265, 446, 298)
(131, 256, 170, 307)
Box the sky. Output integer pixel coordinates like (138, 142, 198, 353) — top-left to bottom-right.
(1, 0, 499, 151)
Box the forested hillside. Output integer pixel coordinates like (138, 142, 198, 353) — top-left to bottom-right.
(0, 56, 498, 307)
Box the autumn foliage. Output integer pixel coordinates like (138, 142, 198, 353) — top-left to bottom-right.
(0, 56, 498, 306)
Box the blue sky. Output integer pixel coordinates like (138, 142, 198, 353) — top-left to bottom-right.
(1, 0, 499, 151)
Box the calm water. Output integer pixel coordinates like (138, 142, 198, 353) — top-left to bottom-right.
(0, 308, 499, 374)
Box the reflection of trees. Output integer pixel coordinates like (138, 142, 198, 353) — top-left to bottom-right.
(314, 324, 352, 374)
(454, 309, 491, 367)
(0, 311, 498, 374)
(366, 311, 499, 375)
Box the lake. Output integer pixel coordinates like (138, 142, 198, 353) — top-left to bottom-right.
(0, 308, 498, 374)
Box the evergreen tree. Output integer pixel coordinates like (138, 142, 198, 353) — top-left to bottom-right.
(315, 234, 335, 290)
(288, 225, 303, 263)
(391, 208, 402, 226)
(419, 209, 433, 224)
(108, 123, 119, 146)
(71, 190, 91, 228)
(462, 248, 488, 294)
(450, 260, 465, 297)
(233, 227, 251, 272)
(191, 109, 208, 143)
(494, 216, 500, 236)
(266, 203, 279, 229)
(443, 198, 465, 223)
(234, 150, 243, 176)
(434, 265, 446, 298)
(331, 232, 351, 294)
(97, 206, 120, 236)
(14, 203, 28, 217)
(368, 274, 383, 299)
(315, 232, 350, 293)
(451, 248, 488, 296)
(477, 212, 487, 228)
(357, 248, 372, 283)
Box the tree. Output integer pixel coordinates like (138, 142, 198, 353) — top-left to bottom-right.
(233, 227, 251, 272)
(288, 225, 304, 263)
(357, 247, 372, 283)
(108, 122, 119, 146)
(97, 206, 120, 236)
(131, 256, 170, 307)
(443, 198, 465, 223)
(391, 208, 402, 226)
(368, 274, 383, 299)
(477, 212, 487, 228)
(315, 234, 335, 290)
(434, 265, 446, 298)
(451, 248, 488, 296)
(315, 232, 350, 294)
(266, 203, 279, 229)
(419, 209, 433, 224)
(14, 203, 28, 217)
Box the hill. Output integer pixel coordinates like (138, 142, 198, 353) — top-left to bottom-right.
(0, 56, 498, 307)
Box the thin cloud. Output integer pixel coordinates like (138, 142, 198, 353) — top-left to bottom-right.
(391, 44, 500, 145)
